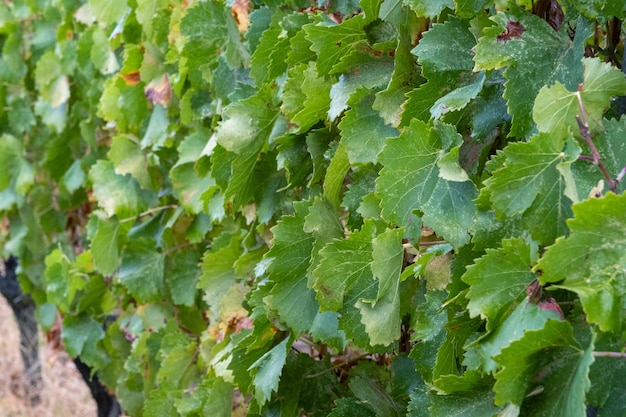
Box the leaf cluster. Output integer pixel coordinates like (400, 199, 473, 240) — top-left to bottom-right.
(2, 0, 626, 416)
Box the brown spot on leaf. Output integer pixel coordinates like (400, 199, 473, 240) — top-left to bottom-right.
(231, 0, 251, 33)
(144, 74, 171, 107)
(497, 21, 525, 42)
(121, 70, 141, 86)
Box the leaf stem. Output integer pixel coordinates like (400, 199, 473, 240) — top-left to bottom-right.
(119, 205, 178, 223)
(303, 353, 370, 379)
(574, 87, 617, 192)
(593, 351, 626, 358)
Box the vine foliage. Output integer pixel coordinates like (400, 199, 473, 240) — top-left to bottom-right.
(2, 0, 626, 415)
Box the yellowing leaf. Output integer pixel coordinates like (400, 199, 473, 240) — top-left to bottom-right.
(231, 0, 251, 33)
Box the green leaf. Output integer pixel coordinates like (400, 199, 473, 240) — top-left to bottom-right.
(282, 62, 333, 133)
(216, 89, 279, 155)
(324, 142, 351, 209)
(304, 16, 368, 76)
(349, 376, 403, 417)
(62, 314, 107, 367)
(401, 17, 477, 125)
(406, 0, 454, 17)
(89, 160, 157, 218)
(356, 227, 404, 346)
(430, 72, 485, 119)
(454, 0, 490, 17)
(570, 0, 626, 18)
(412, 17, 476, 73)
(376, 119, 441, 226)
(136, 0, 169, 39)
(263, 201, 320, 334)
(473, 299, 564, 373)
(329, 59, 395, 121)
(537, 193, 626, 333)
(166, 249, 201, 306)
(118, 237, 164, 303)
(181, 0, 248, 73)
(534, 57, 626, 140)
(463, 238, 537, 331)
(108, 135, 152, 190)
(373, 33, 418, 127)
(91, 215, 120, 276)
(474, 10, 590, 137)
(170, 163, 216, 215)
(494, 320, 594, 417)
(313, 221, 375, 312)
(198, 233, 243, 318)
(91, 27, 119, 75)
(249, 11, 290, 85)
(339, 88, 399, 164)
(88, 0, 128, 25)
(422, 179, 477, 248)
(249, 337, 290, 406)
(328, 397, 376, 417)
(485, 132, 577, 244)
(141, 105, 168, 149)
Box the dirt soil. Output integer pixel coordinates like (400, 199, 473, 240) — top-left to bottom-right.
(0, 296, 99, 417)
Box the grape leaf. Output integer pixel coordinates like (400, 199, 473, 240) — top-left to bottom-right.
(339, 87, 399, 164)
(62, 314, 107, 368)
(421, 179, 477, 248)
(328, 397, 376, 417)
(402, 17, 477, 125)
(304, 16, 368, 76)
(249, 11, 289, 85)
(248, 337, 290, 406)
(473, 299, 563, 373)
(286, 62, 333, 133)
(329, 59, 394, 122)
(412, 17, 476, 73)
(485, 132, 578, 244)
(136, 0, 168, 39)
(572, 117, 626, 198)
(324, 142, 350, 209)
(463, 238, 536, 328)
(349, 376, 403, 417)
(198, 233, 243, 319)
(534, 57, 626, 140)
(373, 33, 418, 127)
(170, 163, 217, 215)
(118, 237, 164, 303)
(263, 201, 320, 334)
(569, 0, 626, 18)
(430, 72, 485, 120)
(356, 227, 404, 346)
(166, 249, 201, 306)
(88, 0, 128, 25)
(90, 215, 120, 276)
(215, 86, 279, 155)
(406, 0, 454, 17)
(89, 160, 157, 218)
(474, 9, 589, 137)
(313, 220, 376, 312)
(454, 0, 490, 17)
(376, 119, 441, 226)
(494, 320, 594, 417)
(180, 0, 247, 81)
(537, 193, 626, 333)
(108, 135, 152, 190)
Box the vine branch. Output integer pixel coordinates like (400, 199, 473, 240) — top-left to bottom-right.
(575, 86, 618, 192)
(593, 351, 626, 358)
